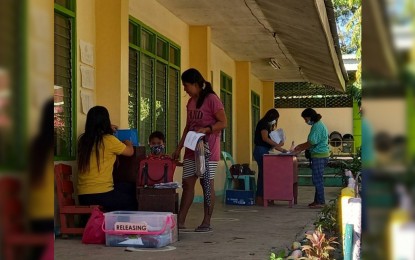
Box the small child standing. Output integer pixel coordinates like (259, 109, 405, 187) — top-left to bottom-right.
(148, 131, 166, 157)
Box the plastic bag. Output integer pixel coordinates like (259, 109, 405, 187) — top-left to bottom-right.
(82, 207, 105, 244)
(41, 235, 54, 260)
(194, 139, 206, 177)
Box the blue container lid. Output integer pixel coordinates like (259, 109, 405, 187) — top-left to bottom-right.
(114, 129, 139, 146)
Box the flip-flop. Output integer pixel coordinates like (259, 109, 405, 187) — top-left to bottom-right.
(309, 204, 325, 209)
(194, 226, 213, 232)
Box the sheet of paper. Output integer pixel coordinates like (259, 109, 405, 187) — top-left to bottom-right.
(80, 65, 95, 89)
(278, 151, 296, 156)
(268, 149, 295, 156)
(269, 128, 286, 144)
(184, 131, 205, 151)
(80, 90, 94, 114)
(80, 40, 94, 66)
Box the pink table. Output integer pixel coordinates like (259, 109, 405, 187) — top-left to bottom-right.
(263, 154, 298, 207)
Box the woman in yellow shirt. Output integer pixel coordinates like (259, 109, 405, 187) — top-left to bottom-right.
(77, 106, 135, 211)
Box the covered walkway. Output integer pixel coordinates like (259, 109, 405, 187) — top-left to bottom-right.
(55, 186, 340, 259)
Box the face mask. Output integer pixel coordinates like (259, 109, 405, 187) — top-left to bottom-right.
(306, 120, 313, 125)
(268, 120, 276, 126)
(150, 144, 165, 155)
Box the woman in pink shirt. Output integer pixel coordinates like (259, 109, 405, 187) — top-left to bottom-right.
(172, 68, 227, 232)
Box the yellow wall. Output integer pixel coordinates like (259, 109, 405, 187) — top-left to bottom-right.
(250, 75, 263, 97)
(77, 0, 96, 134)
(235, 62, 252, 163)
(95, 0, 129, 128)
(210, 43, 236, 93)
(262, 81, 275, 115)
(206, 43, 236, 196)
(277, 108, 353, 148)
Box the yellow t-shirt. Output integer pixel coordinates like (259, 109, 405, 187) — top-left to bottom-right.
(77, 135, 126, 195)
(28, 155, 54, 220)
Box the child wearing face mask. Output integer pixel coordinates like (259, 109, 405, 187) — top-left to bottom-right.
(148, 131, 166, 157)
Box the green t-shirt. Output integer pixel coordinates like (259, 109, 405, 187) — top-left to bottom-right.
(308, 121, 330, 158)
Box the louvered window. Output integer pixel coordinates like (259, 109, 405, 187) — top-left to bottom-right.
(128, 18, 180, 153)
(220, 72, 232, 155)
(54, 1, 75, 159)
(251, 91, 260, 160)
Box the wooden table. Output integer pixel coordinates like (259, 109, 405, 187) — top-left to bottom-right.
(112, 146, 146, 184)
(136, 188, 179, 214)
(263, 154, 298, 207)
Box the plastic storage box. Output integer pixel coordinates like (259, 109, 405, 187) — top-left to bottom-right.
(114, 129, 139, 146)
(103, 211, 177, 248)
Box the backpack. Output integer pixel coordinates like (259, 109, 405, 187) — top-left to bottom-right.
(229, 163, 255, 179)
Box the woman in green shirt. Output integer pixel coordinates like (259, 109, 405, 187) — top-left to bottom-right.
(293, 108, 329, 208)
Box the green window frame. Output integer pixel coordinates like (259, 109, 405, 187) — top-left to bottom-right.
(251, 91, 260, 160)
(54, 0, 76, 160)
(128, 17, 180, 154)
(0, 0, 26, 170)
(220, 71, 232, 155)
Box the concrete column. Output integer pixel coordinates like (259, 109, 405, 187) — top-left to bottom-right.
(189, 26, 211, 79)
(95, 0, 129, 127)
(235, 61, 252, 162)
(262, 81, 275, 115)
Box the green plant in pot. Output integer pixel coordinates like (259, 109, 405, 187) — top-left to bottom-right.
(313, 199, 339, 236)
(300, 226, 338, 260)
(332, 148, 362, 186)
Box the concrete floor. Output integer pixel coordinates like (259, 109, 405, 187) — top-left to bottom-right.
(55, 187, 341, 260)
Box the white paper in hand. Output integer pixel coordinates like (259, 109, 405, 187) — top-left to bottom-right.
(184, 131, 205, 151)
(269, 128, 286, 144)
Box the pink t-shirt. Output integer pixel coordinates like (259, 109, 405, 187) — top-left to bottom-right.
(184, 94, 224, 161)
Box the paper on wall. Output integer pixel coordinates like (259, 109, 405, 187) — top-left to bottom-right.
(269, 128, 286, 144)
(80, 65, 95, 89)
(80, 90, 94, 114)
(80, 40, 94, 66)
(184, 131, 205, 151)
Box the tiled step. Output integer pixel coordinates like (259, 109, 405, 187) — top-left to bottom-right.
(298, 167, 344, 187)
(298, 174, 343, 187)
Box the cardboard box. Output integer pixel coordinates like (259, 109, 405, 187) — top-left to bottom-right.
(225, 190, 255, 206)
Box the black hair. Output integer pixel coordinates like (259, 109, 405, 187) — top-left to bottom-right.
(301, 108, 322, 122)
(77, 106, 114, 173)
(181, 68, 216, 108)
(259, 108, 280, 131)
(29, 98, 53, 186)
(149, 131, 165, 143)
